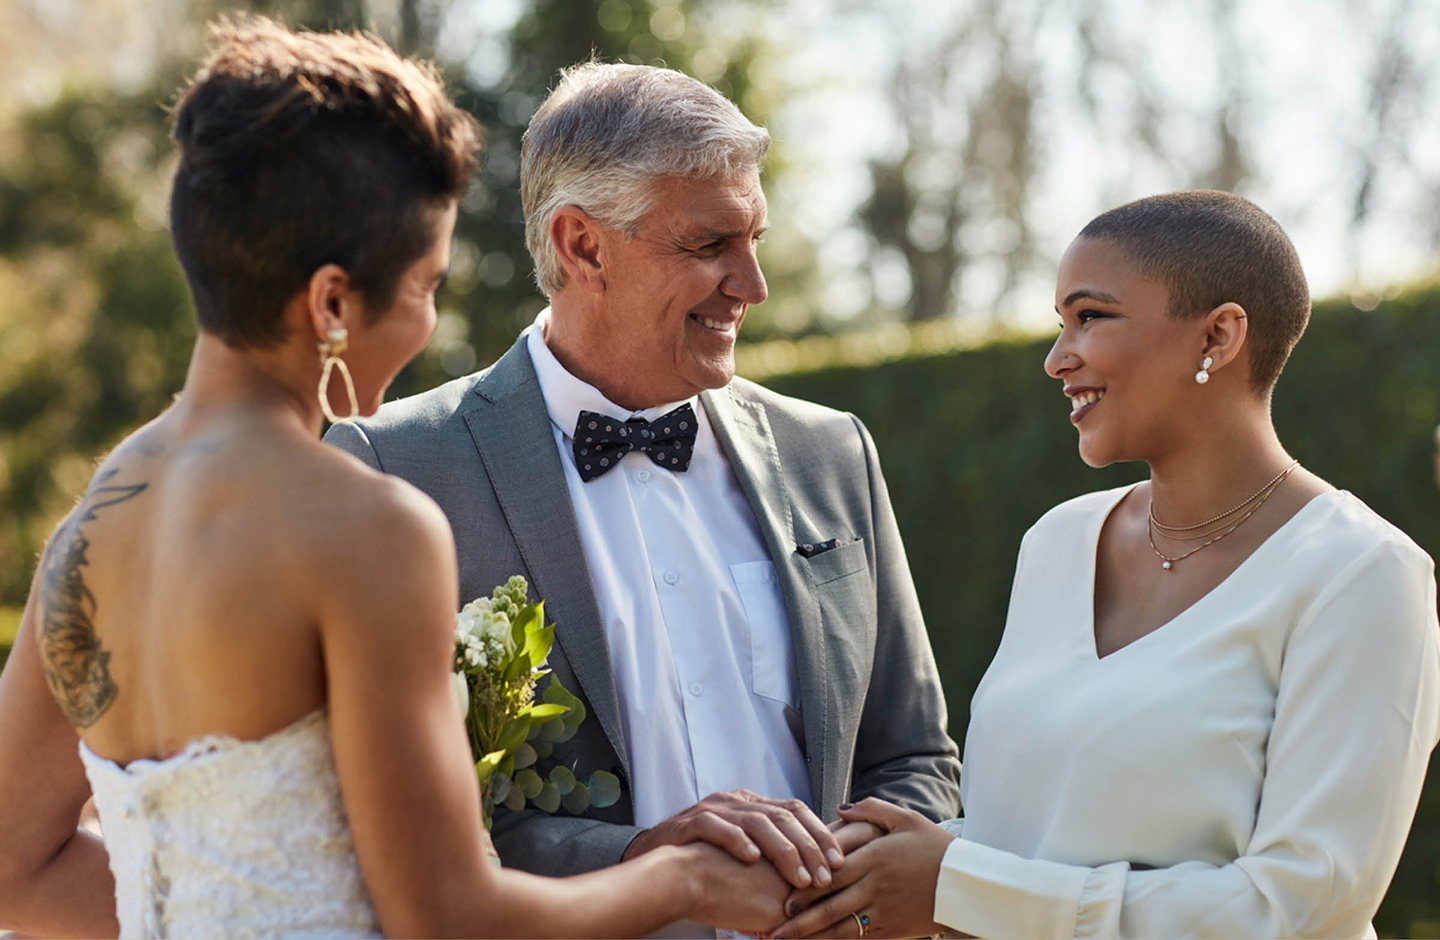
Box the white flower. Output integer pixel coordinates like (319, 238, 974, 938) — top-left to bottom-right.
(451, 672, 470, 721)
(482, 612, 513, 652)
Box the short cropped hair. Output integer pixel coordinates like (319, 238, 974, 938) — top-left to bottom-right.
(520, 61, 770, 296)
(1079, 190, 1311, 394)
(169, 15, 480, 348)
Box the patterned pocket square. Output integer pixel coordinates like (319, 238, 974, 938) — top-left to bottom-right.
(796, 538, 845, 558)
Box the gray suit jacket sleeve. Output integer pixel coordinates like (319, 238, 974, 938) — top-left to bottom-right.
(845, 415, 962, 821)
(325, 411, 643, 876)
(488, 810, 642, 876)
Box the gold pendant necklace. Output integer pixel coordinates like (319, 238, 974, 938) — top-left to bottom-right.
(1146, 461, 1300, 571)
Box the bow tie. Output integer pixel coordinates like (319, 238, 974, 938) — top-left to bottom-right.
(573, 403, 698, 482)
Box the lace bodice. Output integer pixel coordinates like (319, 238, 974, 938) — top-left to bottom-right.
(79, 710, 380, 938)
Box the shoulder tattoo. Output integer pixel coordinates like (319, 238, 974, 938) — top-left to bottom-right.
(37, 468, 148, 728)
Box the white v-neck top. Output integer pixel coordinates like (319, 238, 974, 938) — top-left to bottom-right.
(937, 485, 1440, 939)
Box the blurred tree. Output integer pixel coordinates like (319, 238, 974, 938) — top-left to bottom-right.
(0, 88, 192, 601)
(844, 0, 1438, 322)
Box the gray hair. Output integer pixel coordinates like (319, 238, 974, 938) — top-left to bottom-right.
(520, 61, 771, 296)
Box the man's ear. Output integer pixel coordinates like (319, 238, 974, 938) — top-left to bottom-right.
(303, 264, 364, 343)
(1201, 302, 1249, 377)
(550, 206, 608, 293)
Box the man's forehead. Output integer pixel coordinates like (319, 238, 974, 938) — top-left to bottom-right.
(650, 171, 766, 229)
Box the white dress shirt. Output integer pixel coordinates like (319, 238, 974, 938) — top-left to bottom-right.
(935, 485, 1440, 939)
(525, 313, 812, 831)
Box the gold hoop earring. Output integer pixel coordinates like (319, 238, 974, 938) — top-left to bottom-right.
(317, 326, 359, 423)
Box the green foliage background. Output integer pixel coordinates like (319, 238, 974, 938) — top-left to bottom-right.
(2, 288, 1437, 931)
(763, 288, 1440, 938)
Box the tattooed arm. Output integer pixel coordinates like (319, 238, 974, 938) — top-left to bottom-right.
(0, 530, 119, 937)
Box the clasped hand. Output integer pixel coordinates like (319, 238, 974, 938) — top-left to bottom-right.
(623, 789, 849, 933)
(625, 789, 845, 889)
(765, 799, 957, 939)
(625, 792, 957, 938)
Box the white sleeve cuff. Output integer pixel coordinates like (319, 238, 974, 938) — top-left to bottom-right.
(933, 838, 1127, 939)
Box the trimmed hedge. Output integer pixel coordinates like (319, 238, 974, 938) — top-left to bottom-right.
(766, 287, 1440, 937)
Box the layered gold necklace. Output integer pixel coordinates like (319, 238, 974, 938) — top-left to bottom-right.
(1146, 460, 1301, 571)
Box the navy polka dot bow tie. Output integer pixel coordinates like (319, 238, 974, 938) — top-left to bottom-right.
(573, 403, 698, 482)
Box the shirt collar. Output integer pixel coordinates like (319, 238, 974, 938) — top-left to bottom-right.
(526, 309, 699, 441)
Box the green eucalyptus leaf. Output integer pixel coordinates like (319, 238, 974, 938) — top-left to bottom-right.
(536, 717, 566, 742)
(542, 680, 578, 708)
(515, 767, 543, 799)
(588, 770, 622, 808)
(513, 743, 537, 770)
(499, 753, 515, 779)
(503, 784, 526, 813)
(548, 764, 577, 795)
(533, 780, 562, 814)
(553, 722, 579, 744)
(490, 771, 511, 804)
(532, 739, 554, 759)
(562, 781, 591, 816)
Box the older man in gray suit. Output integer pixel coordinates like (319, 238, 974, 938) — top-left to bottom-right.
(326, 61, 960, 921)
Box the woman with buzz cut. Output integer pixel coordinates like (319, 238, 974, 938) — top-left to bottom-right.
(771, 191, 1439, 940)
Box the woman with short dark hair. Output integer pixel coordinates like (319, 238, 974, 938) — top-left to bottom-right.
(0, 17, 789, 937)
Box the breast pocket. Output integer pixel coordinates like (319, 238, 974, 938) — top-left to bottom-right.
(730, 560, 800, 708)
(803, 538, 868, 585)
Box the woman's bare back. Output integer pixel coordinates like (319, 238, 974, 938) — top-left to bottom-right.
(35, 403, 387, 765)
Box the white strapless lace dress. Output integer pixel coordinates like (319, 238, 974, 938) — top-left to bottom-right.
(78, 710, 380, 938)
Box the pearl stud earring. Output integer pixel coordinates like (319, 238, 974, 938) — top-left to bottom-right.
(1195, 355, 1214, 385)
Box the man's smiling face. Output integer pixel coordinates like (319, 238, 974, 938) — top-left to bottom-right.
(589, 169, 769, 407)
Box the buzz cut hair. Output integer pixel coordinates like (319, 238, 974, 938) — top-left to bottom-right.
(1078, 190, 1311, 395)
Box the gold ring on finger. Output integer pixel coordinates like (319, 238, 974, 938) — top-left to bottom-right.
(851, 911, 869, 937)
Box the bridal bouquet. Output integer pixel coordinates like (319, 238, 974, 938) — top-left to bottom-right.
(452, 575, 621, 829)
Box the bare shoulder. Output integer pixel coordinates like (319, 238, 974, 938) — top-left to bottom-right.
(293, 440, 456, 576)
(286, 443, 461, 674)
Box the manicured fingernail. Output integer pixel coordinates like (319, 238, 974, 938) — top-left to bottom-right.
(816, 864, 831, 885)
(838, 802, 854, 811)
(796, 866, 812, 885)
(745, 841, 760, 856)
(827, 848, 844, 865)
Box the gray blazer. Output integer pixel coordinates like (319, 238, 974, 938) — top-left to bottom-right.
(325, 335, 961, 876)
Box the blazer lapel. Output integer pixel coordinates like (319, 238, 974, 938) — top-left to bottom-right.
(701, 387, 830, 807)
(463, 340, 630, 777)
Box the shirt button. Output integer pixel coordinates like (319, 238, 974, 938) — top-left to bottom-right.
(689, 682, 703, 696)
(663, 570, 680, 586)
(636, 469, 651, 483)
